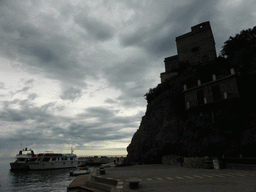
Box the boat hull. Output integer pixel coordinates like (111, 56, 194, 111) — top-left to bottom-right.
(10, 162, 29, 170)
(70, 170, 90, 176)
(29, 161, 79, 170)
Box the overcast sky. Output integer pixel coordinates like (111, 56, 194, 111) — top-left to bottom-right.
(0, 0, 255, 157)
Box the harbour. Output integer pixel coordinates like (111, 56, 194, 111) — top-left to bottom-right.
(2, 156, 256, 191)
(0, 156, 119, 191)
(1, 157, 76, 191)
(67, 164, 256, 192)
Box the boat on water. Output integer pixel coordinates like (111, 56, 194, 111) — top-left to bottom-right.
(10, 148, 36, 170)
(11, 148, 85, 170)
(29, 152, 81, 170)
(70, 166, 91, 176)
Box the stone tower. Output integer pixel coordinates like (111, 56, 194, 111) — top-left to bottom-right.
(161, 21, 217, 83)
(176, 21, 217, 65)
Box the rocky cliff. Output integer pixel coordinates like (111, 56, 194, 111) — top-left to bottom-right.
(127, 51, 256, 164)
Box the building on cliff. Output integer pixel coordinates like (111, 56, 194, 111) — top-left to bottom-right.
(161, 21, 217, 83)
(127, 21, 256, 163)
(160, 21, 241, 120)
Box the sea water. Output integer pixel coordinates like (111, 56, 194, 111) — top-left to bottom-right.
(0, 157, 80, 192)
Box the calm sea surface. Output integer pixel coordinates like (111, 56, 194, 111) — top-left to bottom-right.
(0, 157, 83, 192)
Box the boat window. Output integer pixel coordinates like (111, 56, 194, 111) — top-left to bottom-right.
(30, 158, 37, 162)
(52, 158, 56, 161)
(42, 158, 51, 162)
(70, 157, 73, 160)
(17, 158, 26, 162)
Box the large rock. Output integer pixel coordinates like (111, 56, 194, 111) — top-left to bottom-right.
(127, 54, 256, 164)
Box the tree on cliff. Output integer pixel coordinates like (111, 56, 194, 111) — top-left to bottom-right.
(221, 26, 256, 58)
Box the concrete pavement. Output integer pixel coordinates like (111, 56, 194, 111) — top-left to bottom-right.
(97, 164, 256, 192)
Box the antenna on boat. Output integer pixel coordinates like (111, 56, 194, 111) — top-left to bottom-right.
(71, 145, 74, 154)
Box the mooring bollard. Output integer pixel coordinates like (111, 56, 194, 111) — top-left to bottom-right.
(99, 167, 106, 175)
(129, 177, 139, 189)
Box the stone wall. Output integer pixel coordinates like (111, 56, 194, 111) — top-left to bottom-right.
(162, 155, 180, 165)
(183, 157, 205, 168)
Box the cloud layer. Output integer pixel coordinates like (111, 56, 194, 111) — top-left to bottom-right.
(0, 0, 255, 156)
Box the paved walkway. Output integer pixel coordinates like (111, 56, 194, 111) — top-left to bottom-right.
(96, 164, 256, 192)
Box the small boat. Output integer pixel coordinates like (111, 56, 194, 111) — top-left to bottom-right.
(70, 167, 91, 176)
(10, 148, 37, 170)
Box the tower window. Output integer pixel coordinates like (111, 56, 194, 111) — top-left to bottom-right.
(212, 85, 221, 101)
(191, 47, 199, 52)
(197, 90, 204, 105)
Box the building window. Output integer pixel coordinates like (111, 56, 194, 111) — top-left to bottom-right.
(191, 47, 199, 52)
(224, 92, 227, 99)
(184, 84, 187, 91)
(197, 79, 201, 86)
(230, 68, 235, 75)
(186, 102, 190, 109)
(197, 90, 204, 105)
(212, 74, 216, 81)
(212, 85, 221, 101)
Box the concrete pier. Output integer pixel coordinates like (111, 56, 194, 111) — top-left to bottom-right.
(67, 168, 118, 192)
(68, 164, 256, 191)
(93, 164, 256, 191)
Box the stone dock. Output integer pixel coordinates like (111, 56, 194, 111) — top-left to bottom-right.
(67, 164, 256, 192)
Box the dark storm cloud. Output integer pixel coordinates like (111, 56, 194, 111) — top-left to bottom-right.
(120, 0, 220, 58)
(119, 0, 256, 59)
(24, 79, 35, 85)
(0, 99, 140, 151)
(28, 93, 37, 100)
(19, 42, 59, 64)
(66, 122, 128, 143)
(78, 106, 141, 127)
(60, 87, 83, 102)
(15, 37, 87, 87)
(104, 98, 117, 104)
(1, 0, 256, 156)
(11, 82, 34, 96)
(113, 0, 256, 108)
(0, 82, 5, 89)
(75, 14, 115, 41)
(103, 55, 154, 107)
(16, 86, 30, 93)
(120, 25, 174, 57)
(0, 99, 52, 122)
(0, 1, 87, 97)
(85, 107, 117, 119)
(0, 108, 27, 122)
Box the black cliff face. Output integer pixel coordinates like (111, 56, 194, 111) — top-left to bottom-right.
(127, 53, 256, 164)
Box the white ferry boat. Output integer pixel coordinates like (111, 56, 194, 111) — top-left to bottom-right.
(10, 148, 37, 170)
(28, 152, 80, 170)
